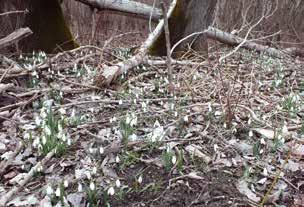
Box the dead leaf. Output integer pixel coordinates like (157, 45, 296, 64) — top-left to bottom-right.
(67, 192, 85, 207)
(237, 180, 260, 203)
(185, 144, 211, 164)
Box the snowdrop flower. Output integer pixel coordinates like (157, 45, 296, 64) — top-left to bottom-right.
(59, 108, 66, 115)
(119, 100, 123, 105)
(90, 182, 95, 191)
(58, 123, 63, 133)
(174, 111, 178, 117)
(262, 168, 268, 176)
(46, 185, 54, 195)
(92, 166, 97, 174)
(44, 126, 51, 136)
(33, 138, 40, 148)
(107, 187, 115, 195)
(248, 130, 253, 137)
(37, 164, 43, 172)
(130, 117, 137, 127)
(137, 175, 143, 184)
(42, 135, 47, 145)
(171, 155, 177, 165)
(115, 155, 120, 163)
(35, 116, 42, 126)
(183, 115, 189, 123)
(55, 187, 61, 197)
(78, 183, 83, 192)
(99, 146, 104, 154)
(129, 134, 138, 141)
(67, 138, 71, 146)
(208, 102, 212, 112)
(24, 132, 30, 140)
(115, 179, 121, 188)
(260, 138, 266, 145)
(85, 171, 91, 180)
(125, 116, 131, 125)
(61, 133, 67, 142)
(64, 180, 69, 188)
(282, 124, 288, 134)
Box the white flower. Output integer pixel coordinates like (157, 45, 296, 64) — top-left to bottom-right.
(214, 111, 222, 116)
(174, 111, 178, 117)
(171, 155, 177, 165)
(92, 166, 97, 174)
(129, 134, 138, 141)
(257, 177, 267, 184)
(33, 138, 40, 148)
(55, 187, 61, 197)
(130, 117, 137, 127)
(58, 123, 63, 132)
(137, 175, 143, 184)
(37, 163, 43, 172)
(85, 171, 91, 180)
(260, 138, 266, 145)
(64, 180, 69, 188)
(78, 183, 83, 192)
(59, 108, 66, 115)
(24, 132, 30, 140)
(90, 182, 95, 191)
(107, 187, 115, 196)
(214, 144, 219, 152)
(67, 138, 71, 146)
(223, 123, 227, 128)
(42, 135, 47, 145)
(99, 146, 104, 154)
(208, 102, 212, 112)
(247, 118, 252, 125)
(44, 126, 51, 136)
(183, 115, 189, 122)
(61, 133, 67, 142)
(154, 120, 160, 128)
(119, 100, 123, 105)
(35, 116, 42, 126)
(262, 168, 268, 176)
(115, 156, 120, 163)
(125, 116, 131, 125)
(71, 108, 76, 117)
(282, 124, 288, 134)
(248, 130, 253, 137)
(46, 185, 54, 195)
(115, 179, 121, 188)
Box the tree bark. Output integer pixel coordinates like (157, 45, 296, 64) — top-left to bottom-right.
(1, 0, 77, 53)
(149, 0, 218, 58)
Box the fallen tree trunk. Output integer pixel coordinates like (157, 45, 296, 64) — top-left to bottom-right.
(93, 0, 177, 87)
(206, 27, 304, 58)
(0, 27, 32, 50)
(74, 0, 162, 21)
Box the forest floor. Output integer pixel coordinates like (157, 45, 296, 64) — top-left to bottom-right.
(0, 45, 304, 207)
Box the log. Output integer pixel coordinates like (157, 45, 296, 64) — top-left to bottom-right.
(206, 27, 304, 58)
(74, 0, 162, 21)
(94, 0, 177, 87)
(0, 27, 32, 50)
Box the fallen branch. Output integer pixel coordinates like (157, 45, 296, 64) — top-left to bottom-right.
(0, 27, 32, 50)
(0, 150, 55, 206)
(93, 0, 177, 87)
(74, 0, 161, 21)
(206, 27, 304, 58)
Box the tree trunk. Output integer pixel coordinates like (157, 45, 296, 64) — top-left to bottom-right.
(23, 0, 77, 53)
(0, 0, 77, 53)
(149, 0, 217, 58)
